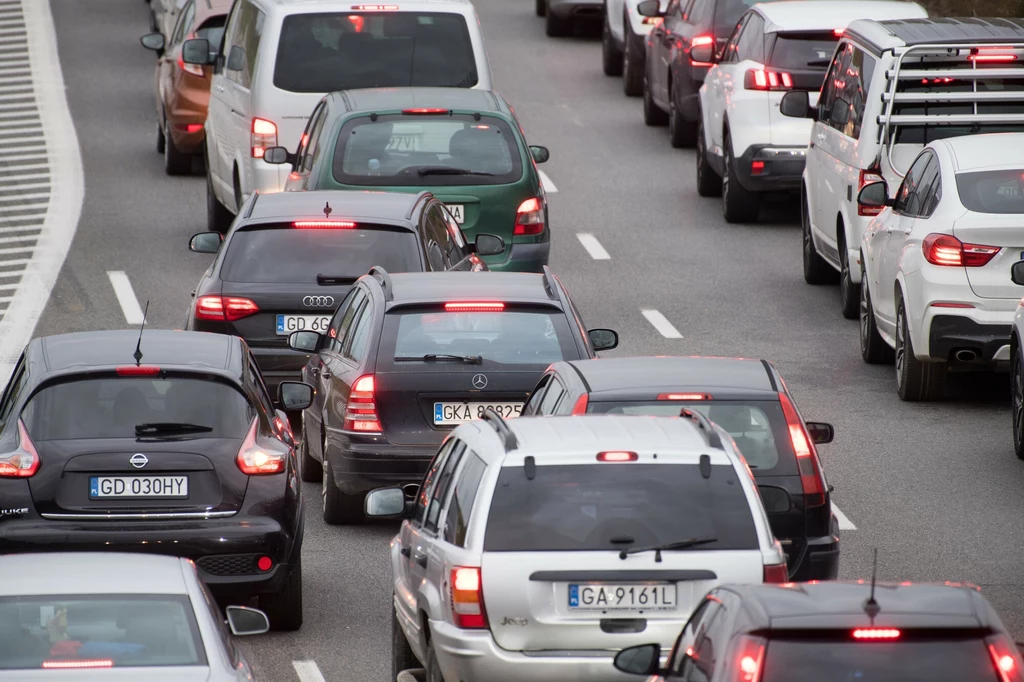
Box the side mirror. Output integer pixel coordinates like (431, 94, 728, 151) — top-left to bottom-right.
(140, 33, 165, 53)
(364, 487, 410, 518)
(614, 643, 661, 675)
(226, 45, 245, 71)
(779, 90, 811, 119)
(857, 181, 892, 209)
(806, 421, 834, 444)
(278, 381, 314, 411)
(288, 330, 321, 353)
(757, 484, 792, 513)
(588, 328, 618, 351)
(181, 38, 212, 66)
(690, 42, 715, 64)
(188, 231, 223, 254)
(264, 146, 294, 165)
(636, 0, 662, 17)
(529, 145, 550, 164)
(1012, 261, 1024, 286)
(224, 606, 270, 636)
(830, 101, 851, 126)
(473, 233, 505, 257)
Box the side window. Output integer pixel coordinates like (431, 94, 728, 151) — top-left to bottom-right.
(567, 296, 594, 356)
(915, 156, 942, 218)
(326, 289, 358, 346)
(198, 578, 238, 665)
(844, 46, 876, 138)
(302, 106, 330, 173)
(169, 0, 195, 46)
(443, 452, 486, 547)
(538, 377, 566, 416)
(328, 289, 365, 354)
(665, 0, 681, 19)
(824, 44, 875, 138)
(819, 43, 851, 128)
(343, 301, 374, 364)
(413, 439, 455, 525)
(720, 15, 747, 63)
(425, 442, 466, 533)
(424, 206, 451, 268)
(440, 206, 470, 266)
(523, 375, 552, 416)
(734, 15, 764, 63)
(247, 354, 275, 415)
(678, 601, 724, 681)
(223, 0, 264, 88)
(0, 356, 27, 429)
(296, 102, 327, 172)
(669, 598, 715, 673)
(893, 152, 933, 216)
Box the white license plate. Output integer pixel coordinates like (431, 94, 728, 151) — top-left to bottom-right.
(433, 402, 522, 425)
(445, 204, 465, 223)
(568, 583, 677, 611)
(276, 314, 331, 335)
(89, 476, 188, 499)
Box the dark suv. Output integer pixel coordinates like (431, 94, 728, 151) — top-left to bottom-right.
(286, 267, 618, 524)
(522, 355, 839, 581)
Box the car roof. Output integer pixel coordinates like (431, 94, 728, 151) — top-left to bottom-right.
(264, 0, 471, 10)
(753, 1, 926, 34)
(246, 189, 425, 224)
(334, 87, 507, 115)
(195, 0, 234, 20)
(0, 553, 189, 596)
(939, 133, 1024, 172)
(566, 356, 777, 397)
(381, 271, 561, 307)
(32, 330, 239, 374)
(846, 17, 1024, 53)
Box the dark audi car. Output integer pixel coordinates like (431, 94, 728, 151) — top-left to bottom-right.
(522, 356, 838, 581)
(0, 330, 313, 630)
(287, 267, 618, 524)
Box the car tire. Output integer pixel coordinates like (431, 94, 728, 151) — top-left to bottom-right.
(258, 556, 303, 632)
(669, 90, 697, 148)
(895, 295, 946, 401)
(622, 21, 643, 96)
(695, 119, 721, 197)
(206, 169, 234, 234)
(721, 134, 758, 223)
(602, 11, 624, 76)
(545, 8, 572, 36)
(642, 68, 668, 126)
(424, 637, 444, 682)
(392, 603, 419, 680)
(860, 269, 894, 365)
(802, 195, 835, 284)
(535, 0, 545, 17)
(321, 444, 364, 525)
(838, 235, 860, 320)
(163, 120, 192, 176)
(1013, 349, 1024, 460)
(156, 119, 165, 154)
(299, 429, 321, 484)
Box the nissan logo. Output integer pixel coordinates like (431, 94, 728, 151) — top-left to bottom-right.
(472, 374, 488, 389)
(130, 453, 149, 469)
(303, 295, 335, 308)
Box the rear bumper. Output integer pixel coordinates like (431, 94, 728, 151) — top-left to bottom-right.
(928, 315, 1012, 365)
(492, 240, 551, 273)
(789, 515, 840, 581)
(328, 436, 437, 495)
(734, 145, 807, 192)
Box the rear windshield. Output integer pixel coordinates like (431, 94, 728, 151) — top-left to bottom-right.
(273, 12, 478, 93)
(762, 637, 997, 681)
(378, 308, 577, 370)
(586, 400, 789, 473)
(714, 0, 772, 42)
(768, 32, 837, 70)
(332, 115, 522, 187)
(484, 463, 759, 552)
(0, 594, 205, 670)
(22, 377, 253, 441)
(221, 226, 421, 284)
(956, 169, 1024, 214)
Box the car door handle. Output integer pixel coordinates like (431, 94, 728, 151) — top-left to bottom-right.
(400, 546, 411, 558)
(415, 553, 428, 568)
(320, 367, 331, 378)
(816, 133, 826, 142)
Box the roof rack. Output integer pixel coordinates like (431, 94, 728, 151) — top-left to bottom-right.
(481, 408, 518, 451)
(877, 41, 1024, 177)
(368, 266, 393, 301)
(541, 265, 559, 301)
(679, 408, 723, 450)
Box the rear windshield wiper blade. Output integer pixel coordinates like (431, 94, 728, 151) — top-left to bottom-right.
(394, 353, 483, 365)
(805, 59, 832, 67)
(416, 166, 495, 177)
(620, 536, 718, 559)
(135, 422, 214, 436)
(316, 274, 359, 285)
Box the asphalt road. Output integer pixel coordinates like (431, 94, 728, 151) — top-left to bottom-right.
(41, 0, 1024, 679)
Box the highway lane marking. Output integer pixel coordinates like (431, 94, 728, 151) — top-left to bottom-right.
(539, 169, 558, 193)
(642, 309, 683, 339)
(577, 233, 610, 260)
(107, 271, 145, 325)
(292, 660, 327, 682)
(833, 504, 857, 530)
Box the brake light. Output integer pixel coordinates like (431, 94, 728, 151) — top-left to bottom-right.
(116, 365, 161, 376)
(181, 123, 203, 134)
(751, 160, 765, 175)
(570, 393, 589, 414)
(251, 117, 277, 159)
(402, 108, 448, 114)
(658, 393, 711, 400)
(858, 169, 885, 216)
(853, 628, 900, 639)
(515, 197, 545, 236)
(444, 302, 505, 312)
(347, 15, 365, 31)
(42, 660, 113, 669)
(352, 4, 398, 9)
(744, 69, 792, 91)
(257, 555, 274, 571)
(235, 418, 287, 475)
(450, 567, 488, 629)
(922, 233, 1000, 268)
(0, 420, 39, 478)
(732, 635, 767, 682)
(688, 34, 715, 66)
(293, 220, 356, 229)
(177, 53, 204, 77)
(971, 54, 1017, 62)
(597, 451, 638, 462)
(779, 393, 826, 507)
(763, 562, 788, 583)
(833, 28, 844, 35)
(344, 375, 382, 433)
(195, 295, 260, 322)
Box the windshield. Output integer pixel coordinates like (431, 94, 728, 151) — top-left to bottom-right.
(221, 226, 421, 283)
(332, 115, 522, 187)
(768, 32, 838, 70)
(956, 169, 1024, 214)
(484, 463, 758, 552)
(22, 377, 253, 441)
(273, 12, 477, 93)
(0, 594, 205, 670)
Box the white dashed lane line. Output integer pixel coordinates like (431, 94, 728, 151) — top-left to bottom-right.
(106, 270, 145, 325)
(833, 504, 857, 531)
(292, 660, 327, 682)
(539, 169, 557, 194)
(641, 309, 683, 339)
(576, 232, 610, 260)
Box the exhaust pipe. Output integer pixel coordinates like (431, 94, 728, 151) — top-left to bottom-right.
(955, 349, 978, 363)
(402, 483, 419, 498)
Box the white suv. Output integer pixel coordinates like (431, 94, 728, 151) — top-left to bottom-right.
(695, 0, 926, 223)
(182, 0, 493, 233)
(366, 411, 786, 682)
(601, 0, 668, 96)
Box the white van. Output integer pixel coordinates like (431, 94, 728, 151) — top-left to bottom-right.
(183, 0, 493, 232)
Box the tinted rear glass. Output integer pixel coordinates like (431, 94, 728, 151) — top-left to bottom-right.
(23, 377, 253, 440)
(768, 32, 837, 70)
(956, 170, 1024, 214)
(762, 637, 997, 682)
(0, 594, 205, 670)
(273, 12, 477, 93)
(586, 400, 790, 473)
(484, 463, 759, 551)
(221, 226, 420, 283)
(332, 115, 522, 187)
(714, 0, 773, 41)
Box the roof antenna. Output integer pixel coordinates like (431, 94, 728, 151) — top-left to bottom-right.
(862, 547, 881, 621)
(323, 202, 332, 219)
(133, 300, 150, 366)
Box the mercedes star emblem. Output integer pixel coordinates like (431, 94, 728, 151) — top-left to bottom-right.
(472, 374, 488, 389)
(302, 295, 335, 308)
(130, 453, 149, 469)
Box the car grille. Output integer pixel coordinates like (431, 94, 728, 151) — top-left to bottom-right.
(197, 554, 261, 576)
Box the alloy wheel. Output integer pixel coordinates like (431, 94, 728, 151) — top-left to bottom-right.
(722, 147, 731, 207)
(321, 440, 329, 514)
(840, 250, 850, 303)
(859, 280, 870, 352)
(895, 305, 907, 388)
(1014, 359, 1024, 452)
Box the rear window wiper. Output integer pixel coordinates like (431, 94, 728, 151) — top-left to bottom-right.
(416, 167, 495, 177)
(394, 353, 483, 365)
(135, 422, 214, 437)
(805, 59, 832, 67)
(619, 536, 719, 560)
(316, 274, 358, 285)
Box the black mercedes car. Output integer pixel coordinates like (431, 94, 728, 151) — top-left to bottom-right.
(0, 330, 313, 630)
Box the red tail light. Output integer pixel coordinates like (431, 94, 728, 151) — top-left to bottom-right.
(116, 365, 161, 376)
(779, 393, 826, 507)
(236, 418, 286, 475)
(763, 561, 788, 583)
(344, 375, 382, 433)
(450, 566, 488, 629)
(858, 169, 886, 216)
(195, 295, 260, 322)
(42, 660, 113, 669)
(251, 117, 277, 159)
(402, 108, 449, 114)
(257, 555, 274, 571)
(177, 53, 204, 77)
(688, 34, 715, 66)
(293, 220, 356, 229)
(833, 28, 844, 35)
(0, 420, 39, 478)
(444, 302, 505, 312)
(853, 628, 900, 639)
(744, 69, 792, 91)
(515, 197, 545, 236)
(570, 393, 589, 414)
(597, 451, 638, 462)
(731, 634, 767, 682)
(922, 233, 1000, 267)
(175, 123, 204, 134)
(988, 635, 1024, 682)
(658, 393, 711, 401)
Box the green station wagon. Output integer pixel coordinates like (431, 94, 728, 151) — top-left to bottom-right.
(264, 87, 551, 272)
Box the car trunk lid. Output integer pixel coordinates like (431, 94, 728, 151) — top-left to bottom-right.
(952, 215, 1024, 299)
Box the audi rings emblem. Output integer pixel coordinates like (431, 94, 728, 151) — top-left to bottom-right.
(472, 374, 488, 389)
(303, 295, 335, 308)
(130, 453, 149, 469)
